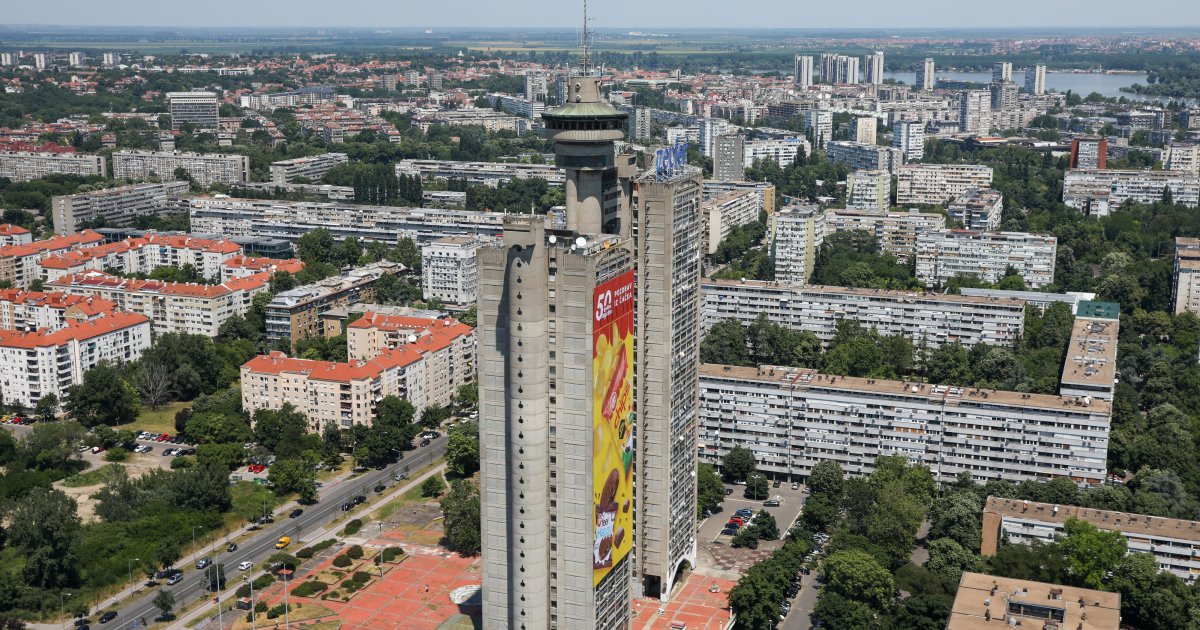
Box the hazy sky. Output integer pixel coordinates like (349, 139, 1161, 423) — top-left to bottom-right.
(3, 0, 1199, 29)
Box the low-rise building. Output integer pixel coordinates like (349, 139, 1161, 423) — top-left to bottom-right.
(265, 262, 404, 345)
(0, 224, 32, 247)
(269, 153, 348, 184)
(958, 287, 1096, 315)
(981, 496, 1200, 584)
(701, 278, 1025, 350)
(825, 208, 946, 262)
(915, 230, 1057, 289)
(0, 312, 151, 410)
(699, 364, 1111, 484)
(0, 150, 107, 182)
(896, 164, 994, 206)
(947, 188, 1004, 231)
(420, 236, 482, 307)
(50, 181, 190, 235)
(112, 150, 250, 187)
(770, 204, 824, 284)
(1063, 169, 1200, 217)
(0, 231, 105, 289)
(947, 572, 1119, 630)
(702, 189, 761, 255)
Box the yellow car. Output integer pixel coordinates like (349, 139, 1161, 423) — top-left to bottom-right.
(275, 536, 291, 549)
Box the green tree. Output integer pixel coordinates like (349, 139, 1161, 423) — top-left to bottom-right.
(295, 228, 336, 265)
(440, 479, 481, 554)
(928, 492, 983, 550)
(34, 393, 59, 422)
(697, 463, 725, 517)
(700, 319, 750, 366)
(745, 473, 768, 501)
(156, 541, 181, 569)
(811, 592, 876, 629)
(731, 527, 760, 549)
(204, 562, 227, 591)
(64, 362, 139, 426)
(721, 446, 757, 482)
(252, 404, 309, 455)
(421, 474, 447, 498)
(823, 549, 895, 611)
(728, 571, 784, 629)
(926, 342, 972, 385)
(7, 487, 81, 588)
(267, 454, 319, 503)
(1061, 517, 1127, 590)
(753, 510, 780, 540)
(153, 589, 176, 620)
(925, 537, 984, 584)
(801, 493, 839, 532)
(446, 422, 479, 478)
(807, 460, 844, 500)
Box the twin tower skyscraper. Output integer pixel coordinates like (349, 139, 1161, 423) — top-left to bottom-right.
(477, 66, 705, 628)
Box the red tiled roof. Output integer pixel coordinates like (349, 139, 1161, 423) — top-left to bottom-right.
(0, 311, 149, 349)
(223, 255, 305, 274)
(0, 230, 104, 259)
(47, 270, 271, 298)
(242, 345, 425, 384)
(38, 234, 242, 270)
(0, 288, 117, 317)
(349, 311, 474, 355)
(0, 224, 30, 236)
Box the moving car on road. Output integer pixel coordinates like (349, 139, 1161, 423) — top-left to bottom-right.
(275, 536, 291, 549)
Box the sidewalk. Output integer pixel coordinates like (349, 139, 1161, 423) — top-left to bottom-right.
(172, 461, 448, 630)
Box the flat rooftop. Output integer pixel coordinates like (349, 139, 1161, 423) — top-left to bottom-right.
(1059, 317, 1118, 390)
(984, 496, 1200, 544)
(948, 572, 1120, 630)
(703, 277, 1027, 309)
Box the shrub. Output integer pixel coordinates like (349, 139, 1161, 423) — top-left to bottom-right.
(381, 546, 404, 562)
(332, 555, 352, 568)
(254, 600, 268, 614)
(291, 580, 328, 598)
(421, 474, 446, 498)
(169, 456, 193, 469)
(252, 574, 275, 589)
(236, 585, 251, 598)
(346, 544, 364, 560)
(341, 519, 363, 536)
(352, 571, 372, 584)
(296, 547, 314, 559)
(297, 538, 339, 559)
(342, 580, 360, 593)
(103, 448, 130, 462)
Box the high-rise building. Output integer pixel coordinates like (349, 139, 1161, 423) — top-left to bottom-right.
(524, 73, 548, 102)
(915, 230, 1058, 289)
(989, 80, 1018, 111)
(991, 61, 1012, 83)
(630, 106, 652, 142)
(698, 118, 732, 158)
(480, 70, 637, 630)
(68, 52, 84, 67)
(112, 150, 249, 187)
(916, 58, 935, 91)
(428, 73, 444, 91)
(793, 55, 814, 89)
(851, 116, 877, 145)
(770, 204, 825, 283)
(864, 51, 885, 85)
(1069, 137, 1108, 169)
(33, 53, 47, 70)
(825, 141, 902, 175)
(713, 133, 745, 181)
(1172, 237, 1200, 315)
(101, 52, 118, 67)
(958, 90, 992, 135)
(631, 163, 703, 601)
(167, 92, 219, 130)
(819, 53, 860, 84)
(893, 120, 925, 162)
(1164, 143, 1200, 175)
(896, 163, 994, 205)
(1025, 64, 1047, 95)
(947, 188, 1004, 231)
(846, 169, 891, 212)
(804, 110, 832, 149)
(421, 236, 482, 307)
(0, 53, 15, 66)
(51, 181, 190, 235)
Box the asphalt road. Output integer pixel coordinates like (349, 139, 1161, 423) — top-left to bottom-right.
(96, 434, 449, 630)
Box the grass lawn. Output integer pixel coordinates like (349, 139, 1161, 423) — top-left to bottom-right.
(228, 481, 285, 527)
(228, 602, 336, 630)
(61, 463, 123, 488)
(118, 401, 190, 435)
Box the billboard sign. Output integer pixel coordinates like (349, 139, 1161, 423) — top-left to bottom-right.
(654, 139, 689, 181)
(592, 269, 635, 586)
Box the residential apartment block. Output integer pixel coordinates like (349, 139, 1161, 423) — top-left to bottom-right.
(221, 255, 304, 281)
(50, 181, 190, 235)
(698, 364, 1112, 484)
(846, 170, 890, 212)
(892, 120, 925, 162)
(0, 150, 107, 182)
(915, 230, 1058, 289)
(958, 90, 992, 134)
(112, 150, 250, 187)
(703, 180, 776, 215)
(0, 312, 151, 410)
(981, 496, 1200, 583)
(701, 278, 1026, 350)
(826, 141, 902, 175)
(1063, 169, 1200, 217)
(0, 289, 116, 331)
(269, 152, 349, 184)
(743, 137, 810, 169)
(896, 164, 994, 206)
(420, 236, 482, 307)
(345, 311, 475, 410)
(36, 234, 242, 284)
(825, 208, 946, 262)
(1059, 315, 1119, 402)
(47, 270, 270, 337)
(265, 262, 403, 345)
(713, 134, 745, 181)
(770, 204, 825, 283)
(395, 158, 564, 187)
(947, 188, 1004, 231)
(1173, 237, 1200, 315)
(958, 287, 1096, 315)
(0, 224, 32, 248)
(702, 188, 761, 255)
(1069, 137, 1107, 169)
(167, 92, 218, 130)
(948, 572, 1119, 630)
(0, 231, 105, 289)
(1165, 144, 1200, 176)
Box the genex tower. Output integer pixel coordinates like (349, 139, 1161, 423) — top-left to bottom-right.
(477, 13, 639, 629)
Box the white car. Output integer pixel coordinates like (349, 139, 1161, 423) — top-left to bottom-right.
(237, 561, 252, 572)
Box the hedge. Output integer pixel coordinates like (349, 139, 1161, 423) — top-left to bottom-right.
(292, 580, 329, 598)
(381, 546, 404, 562)
(296, 538, 338, 559)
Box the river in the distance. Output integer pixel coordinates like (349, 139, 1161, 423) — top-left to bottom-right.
(881, 71, 1158, 100)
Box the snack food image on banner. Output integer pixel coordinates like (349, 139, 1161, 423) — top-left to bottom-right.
(592, 270, 635, 587)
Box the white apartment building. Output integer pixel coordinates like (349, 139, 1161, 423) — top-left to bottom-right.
(0, 224, 32, 248)
(395, 159, 563, 186)
(896, 164, 995, 206)
(981, 496, 1200, 582)
(112, 150, 250, 187)
(826, 141, 903, 175)
(820, 54, 860, 84)
(947, 188, 1004, 231)
(992, 62, 1012, 83)
(36, 234, 242, 284)
(0, 151, 107, 182)
(1025, 65, 1047, 95)
(916, 58, 936, 91)
(701, 278, 1026, 350)
(1173, 237, 1200, 315)
(187, 197, 506, 245)
(167, 92, 219, 130)
(1060, 315, 1119, 402)
(0, 231, 106, 289)
(1063, 169, 1200, 217)
(893, 120, 926, 162)
(1165, 144, 1200, 176)
(915, 230, 1058, 289)
(852, 117, 877, 145)
(959, 287, 1096, 315)
(698, 364, 1111, 485)
(269, 152, 349, 184)
(47, 270, 270, 337)
(794, 55, 814, 89)
(51, 181, 190, 235)
(0, 289, 116, 331)
(743, 137, 810, 169)
(958, 90, 992, 134)
(864, 52, 884, 85)
(805, 110, 833, 149)
(699, 117, 734, 158)
(221, 255, 304, 281)
(0, 312, 151, 410)
(346, 311, 476, 410)
(770, 204, 825, 283)
(846, 170, 891, 212)
(420, 236, 481, 307)
(713, 133, 745, 181)
(703, 180, 776, 215)
(825, 208, 946, 262)
(703, 189, 762, 255)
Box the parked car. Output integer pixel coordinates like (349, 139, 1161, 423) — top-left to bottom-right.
(373, 484, 386, 493)
(394, 471, 408, 481)
(77, 444, 90, 452)
(341, 502, 353, 512)
(90, 445, 105, 454)
(791, 482, 800, 491)
(196, 557, 212, 570)
(772, 480, 782, 488)
(724, 488, 734, 496)
(98, 611, 117, 624)
(156, 433, 170, 442)
(764, 499, 781, 507)
(419, 438, 431, 447)
(720, 527, 738, 536)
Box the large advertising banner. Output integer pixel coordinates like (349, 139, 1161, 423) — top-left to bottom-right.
(592, 269, 636, 587)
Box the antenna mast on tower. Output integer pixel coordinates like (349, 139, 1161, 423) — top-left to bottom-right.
(580, 0, 593, 75)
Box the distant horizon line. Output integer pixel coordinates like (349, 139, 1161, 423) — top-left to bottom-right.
(2, 23, 1200, 33)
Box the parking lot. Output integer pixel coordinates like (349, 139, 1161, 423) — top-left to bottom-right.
(699, 480, 807, 547)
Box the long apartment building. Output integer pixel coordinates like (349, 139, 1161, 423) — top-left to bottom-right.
(825, 208, 946, 262)
(703, 180, 776, 214)
(896, 164, 994, 206)
(0, 150, 107, 182)
(743, 137, 810, 169)
(981, 496, 1200, 583)
(1063, 169, 1200, 217)
(701, 278, 1025, 350)
(112, 150, 250, 187)
(242, 313, 474, 429)
(1060, 315, 1119, 402)
(0, 224, 32, 247)
(0, 288, 117, 331)
(770, 204, 825, 283)
(0, 312, 151, 410)
(269, 152, 348, 184)
(698, 364, 1111, 485)
(915, 230, 1057, 289)
(947, 188, 1004, 231)
(265, 262, 403, 345)
(47, 270, 270, 337)
(702, 188, 761, 255)
(420, 236, 482, 307)
(50, 181, 190, 235)
(1173, 237, 1200, 315)
(187, 197, 505, 245)
(825, 141, 903, 175)
(395, 158, 564, 187)
(36, 234, 242, 284)
(0, 231, 105, 289)
(959, 287, 1096, 315)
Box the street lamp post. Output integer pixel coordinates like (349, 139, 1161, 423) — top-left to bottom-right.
(59, 592, 70, 630)
(247, 563, 256, 630)
(127, 558, 140, 600)
(279, 569, 293, 629)
(192, 525, 204, 560)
